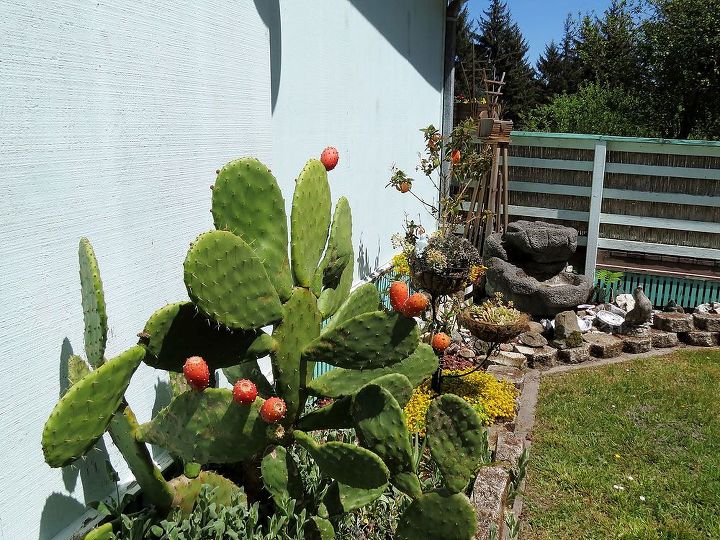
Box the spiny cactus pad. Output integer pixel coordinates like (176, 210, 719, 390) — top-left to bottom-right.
(426, 394, 488, 493)
(168, 471, 245, 515)
(271, 288, 322, 423)
(82, 523, 114, 540)
(261, 446, 304, 506)
(296, 397, 353, 431)
(322, 480, 387, 516)
(66, 354, 90, 388)
(108, 405, 173, 513)
(79, 237, 108, 367)
(184, 230, 282, 330)
(323, 282, 380, 333)
(291, 159, 332, 287)
(304, 516, 336, 540)
(223, 359, 273, 398)
(395, 491, 477, 540)
(140, 302, 273, 372)
(315, 197, 354, 318)
(306, 343, 437, 398)
(139, 388, 268, 464)
(42, 345, 145, 467)
(365, 373, 414, 408)
(211, 158, 293, 301)
(302, 311, 418, 370)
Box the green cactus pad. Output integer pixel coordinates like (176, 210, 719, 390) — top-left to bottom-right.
(67, 355, 90, 388)
(184, 230, 282, 330)
(426, 394, 488, 493)
(82, 523, 114, 540)
(79, 237, 108, 367)
(212, 158, 293, 301)
(138, 388, 268, 464)
(291, 159, 331, 287)
(271, 288, 322, 423)
(306, 343, 437, 398)
(324, 282, 380, 333)
(169, 471, 245, 515)
(42, 346, 144, 468)
(296, 397, 353, 431)
(395, 491, 477, 540)
(223, 360, 274, 398)
(141, 302, 274, 372)
(169, 371, 191, 397)
(108, 405, 173, 513)
(302, 311, 418, 370)
(322, 480, 387, 516)
(315, 197, 354, 318)
(367, 373, 414, 407)
(305, 516, 336, 540)
(261, 446, 304, 506)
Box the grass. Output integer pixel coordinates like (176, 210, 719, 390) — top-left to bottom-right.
(522, 349, 720, 540)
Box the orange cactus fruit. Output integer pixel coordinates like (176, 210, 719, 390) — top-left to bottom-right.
(402, 292, 429, 317)
(389, 281, 410, 312)
(431, 332, 452, 351)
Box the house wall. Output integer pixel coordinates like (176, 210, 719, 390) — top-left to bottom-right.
(0, 1, 445, 539)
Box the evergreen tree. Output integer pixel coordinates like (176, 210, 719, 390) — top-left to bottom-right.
(476, 0, 538, 123)
(453, 6, 482, 100)
(536, 41, 564, 101)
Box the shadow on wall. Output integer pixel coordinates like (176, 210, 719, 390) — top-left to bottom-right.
(348, 0, 444, 90)
(254, 0, 281, 112)
(357, 235, 381, 280)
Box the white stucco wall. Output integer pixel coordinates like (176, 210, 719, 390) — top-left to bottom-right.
(0, 1, 445, 539)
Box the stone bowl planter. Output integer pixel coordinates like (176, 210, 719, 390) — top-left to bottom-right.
(458, 310, 530, 343)
(410, 266, 469, 297)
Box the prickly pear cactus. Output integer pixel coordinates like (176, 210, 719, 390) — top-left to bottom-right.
(42, 156, 490, 540)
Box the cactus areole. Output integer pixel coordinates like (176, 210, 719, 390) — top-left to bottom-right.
(41, 156, 486, 540)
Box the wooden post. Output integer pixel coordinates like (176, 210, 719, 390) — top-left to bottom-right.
(484, 144, 501, 243)
(585, 140, 607, 279)
(502, 144, 509, 231)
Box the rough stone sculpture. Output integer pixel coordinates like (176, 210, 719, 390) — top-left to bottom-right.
(483, 221, 593, 317)
(623, 287, 653, 328)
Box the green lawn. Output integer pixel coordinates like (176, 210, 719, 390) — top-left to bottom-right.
(522, 349, 720, 540)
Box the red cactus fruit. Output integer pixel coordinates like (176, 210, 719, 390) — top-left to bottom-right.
(320, 147, 339, 171)
(396, 181, 411, 193)
(402, 292, 429, 317)
(232, 379, 258, 405)
(451, 149, 461, 164)
(389, 281, 410, 312)
(431, 332, 452, 351)
(183, 356, 210, 391)
(260, 397, 287, 423)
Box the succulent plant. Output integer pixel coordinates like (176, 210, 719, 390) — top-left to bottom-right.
(43, 156, 489, 540)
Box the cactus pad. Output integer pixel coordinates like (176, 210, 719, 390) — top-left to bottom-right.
(261, 446, 304, 505)
(138, 388, 268, 464)
(271, 288, 322, 423)
(315, 197, 354, 318)
(141, 302, 273, 372)
(184, 230, 282, 330)
(302, 311, 418, 370)
(79, 237, 108, 367)
(291, 159, 331, 287)
(366, 373, 414, 407)
(305, 516, 335, 540)
(82, 523, 114, 540)
(223, 359, 274, 398)
(42, 345, 145, 467)
(395, 491, 477, 540)
(324, 282, 380, 333)
(426, 394, 487, 493)
(322, 480, 387, 516)
(306, 343, 437, 398)
(168, 471, 244, 515)
(212, 158, 293, 301)
(67, 354, 90, 388)
(296, 397, 353, 431)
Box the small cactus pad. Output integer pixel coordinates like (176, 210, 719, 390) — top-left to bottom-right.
(302, 311, 418, 370)
(211, 158, 293, 301)
(78, 237, 108, 367)
(108, 405, 173, 513)
(315, 197, 354, 318)
(42, 346, 145, 467)
(307, 343, 437, 398)
(366, 373, 414, 407)
(261, 446, 304, 506)
(168, 471, 244, 515)
(141, 302, 273, 372)
(296, 396, 353, 431)
(395, 491, 477, 540)
(82, 523, 114, 540)
(139, 389, 268, 463)
(324, 282, 381, 333)
(304, 516, 336, 540)
(169, 371, 191, 397)
(322, 480, 387, 516)
(67, 355, 90, 388)
(223, 359, 274, 398)
(291, 159, 331, 287)
(184, 230, 282, 330)
(271, 288, 322, 423)
(426, 394, 488, 493)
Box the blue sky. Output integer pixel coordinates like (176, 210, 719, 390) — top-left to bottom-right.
(464, 0, 615, 65)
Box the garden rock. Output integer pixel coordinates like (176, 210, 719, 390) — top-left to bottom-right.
(526, 345, 558, 369)
(494, 431, 526, 467)
(695, 302, 720, 314)
(621, 335, 652, 354)
(663, 300, 684, 313)
(693, 313, 720, 332)
(503, 220, 577, 265)
(472, 466, 509, 540)
(649, 328, 679, 348)
(490, 351, 527, 369)
(653, 312, 693, 333)
(486, 365, 525, 390)
(678, 331, 718, 347)
(583, 333, 624, 359)
(594, 310, 624, 333)
(554, 311, 582, 339)
(527, 321, 546, 335)
(518, 331, 547, 348)
(558, 343, 590, 364)
(615, 293, 635, 313)
(459, 347, 476, 359)
(624, 287, 653, 327)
